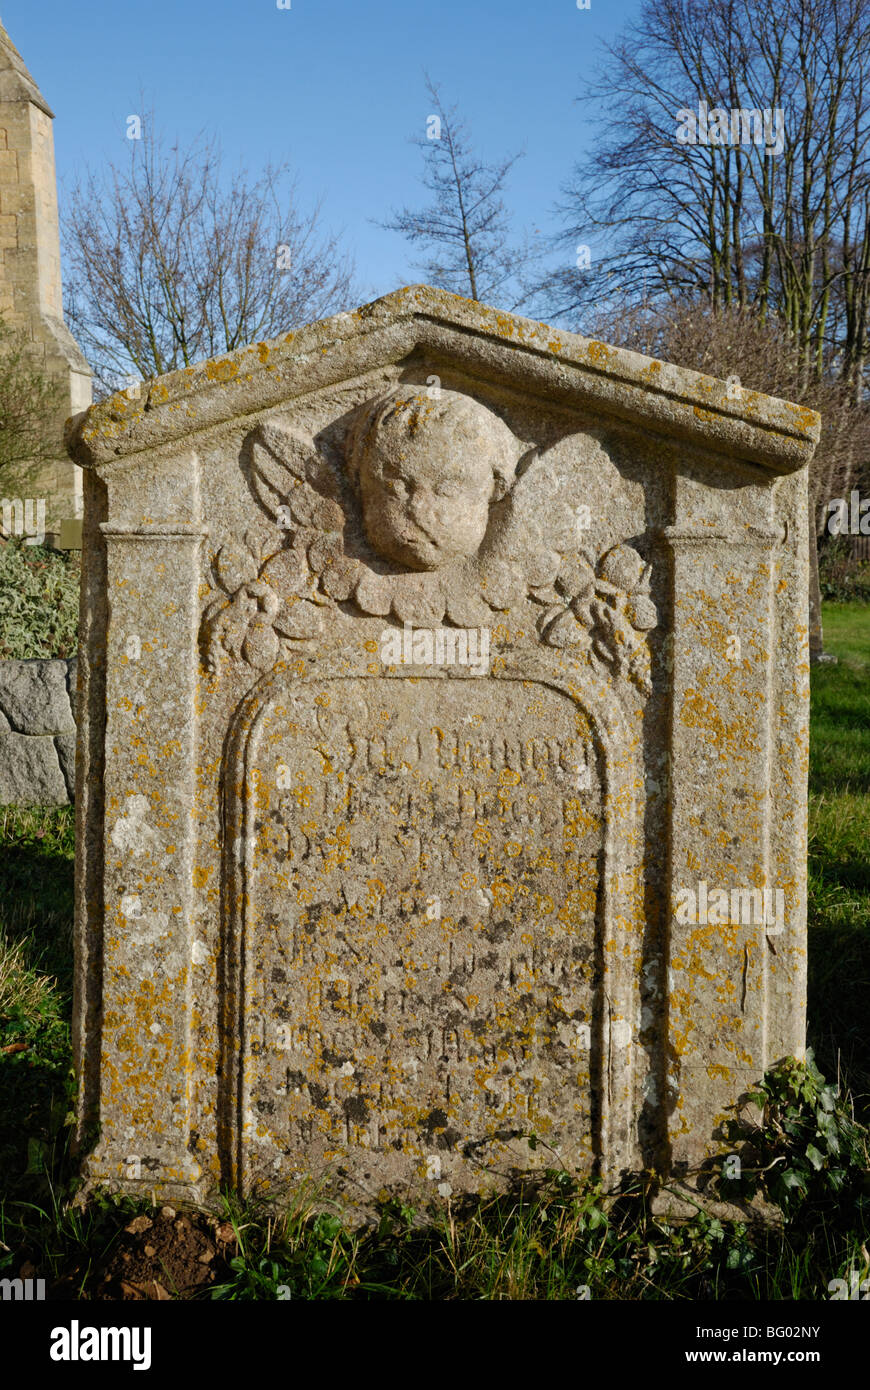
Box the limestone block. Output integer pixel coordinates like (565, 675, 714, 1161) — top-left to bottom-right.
(0, 19, 92, 534)
(66, 655, 78, 724)
(0, 658, 75, 734)
(55, 730, 75, 799)
(0, 730, 67, 804)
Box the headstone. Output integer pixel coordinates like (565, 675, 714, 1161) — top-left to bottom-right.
(66, 286, 818, 1210)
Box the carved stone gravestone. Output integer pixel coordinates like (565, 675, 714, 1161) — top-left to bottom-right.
(67, 286, 818, 1209)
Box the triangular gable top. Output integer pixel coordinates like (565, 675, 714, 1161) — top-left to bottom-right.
(65, 284, 820, 475)
(0, 22, 54, 117)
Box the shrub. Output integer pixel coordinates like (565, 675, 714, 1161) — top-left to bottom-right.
(818, 537, 870, 604)
(717, 1052, 870, 1218)
(0, 537, 80, 658)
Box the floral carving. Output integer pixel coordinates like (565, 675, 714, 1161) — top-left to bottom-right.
(536, 543, 656, 695)
(200, 388, 658, 694)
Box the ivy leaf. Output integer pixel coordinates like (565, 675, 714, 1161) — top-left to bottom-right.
(805, 1144, 826, 1171)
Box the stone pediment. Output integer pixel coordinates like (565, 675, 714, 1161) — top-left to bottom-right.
(66, 284, 818, 474)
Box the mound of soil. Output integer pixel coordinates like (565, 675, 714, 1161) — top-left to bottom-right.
(93, 1207, 238, 1300)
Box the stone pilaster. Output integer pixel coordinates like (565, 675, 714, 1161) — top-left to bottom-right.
(79, 522, 207, 1200)
(661, 522, 794, 1171)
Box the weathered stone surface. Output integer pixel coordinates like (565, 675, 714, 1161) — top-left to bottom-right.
(0, 658, 77, 806)
(66, 656, 79, 725)
(66, 284, 818, 1213)
(0, 730, 67, 804)
(0, 658, 75, 734)
(55, 730, 76, 799)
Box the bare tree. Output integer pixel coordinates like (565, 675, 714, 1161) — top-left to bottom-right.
(598, 296, 870, 655)
(538, 0, 870, 400)
(600, 297, 869, 499)
(380, 76, 536, 307)
(63, 112, 357, 396)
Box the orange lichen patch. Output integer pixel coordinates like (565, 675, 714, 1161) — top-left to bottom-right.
(678, 687, 760, 754)
(205, 358, 238, 384)
(639, 359, 662, 380)
(782, 402, 822, 435)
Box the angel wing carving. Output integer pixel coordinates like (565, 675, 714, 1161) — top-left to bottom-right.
(200, 406, 659, 698)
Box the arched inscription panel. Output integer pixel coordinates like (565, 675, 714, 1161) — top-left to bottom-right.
(237, 677, 606, 1196)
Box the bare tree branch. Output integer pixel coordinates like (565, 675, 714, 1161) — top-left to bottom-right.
(379, 76, 541, 307)
(62, 108, 358, 397)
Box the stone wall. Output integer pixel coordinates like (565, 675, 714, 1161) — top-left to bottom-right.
(0, 657, 77, 805)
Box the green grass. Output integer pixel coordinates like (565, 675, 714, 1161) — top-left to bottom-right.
(807, 604, 870, 1121)
(810, 602, 870, 797)
(1, 605, 870, 1299)
(201, 1179, 832, 1301)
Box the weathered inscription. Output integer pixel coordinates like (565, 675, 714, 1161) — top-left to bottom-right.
(241, 679, 603, 1195)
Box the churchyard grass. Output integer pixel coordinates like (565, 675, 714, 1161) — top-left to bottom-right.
(807, 602, 870, 1119)
(1, 602, 868, 1300)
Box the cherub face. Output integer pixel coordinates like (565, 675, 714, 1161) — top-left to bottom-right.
(359, 446, 495, 570)
(350, 390, 517, 571)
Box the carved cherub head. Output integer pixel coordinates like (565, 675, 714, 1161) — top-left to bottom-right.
(346, 387, 518, 570)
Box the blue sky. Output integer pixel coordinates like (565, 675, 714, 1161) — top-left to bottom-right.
(2, 0, 643, 304)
